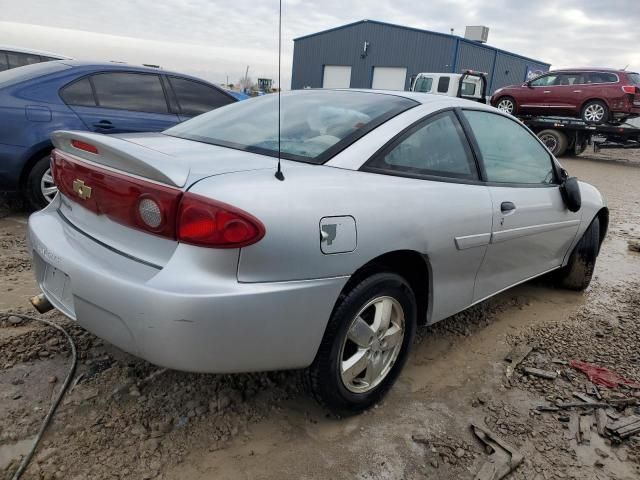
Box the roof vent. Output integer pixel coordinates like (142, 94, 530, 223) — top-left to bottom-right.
(464, 26, 489, 44)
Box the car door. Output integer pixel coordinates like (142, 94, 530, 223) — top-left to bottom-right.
(362, 109, 493, 321)
(520, 73, 559, 114)
(60, 72, 180, 134)
(461, 110, 580, 302)
(547, 72, 584, 115)
(166, 76, 235, 121)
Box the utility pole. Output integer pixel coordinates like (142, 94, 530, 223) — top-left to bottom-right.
(244, 65, 250, 93)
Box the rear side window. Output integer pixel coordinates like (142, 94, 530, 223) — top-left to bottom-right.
(169, 77, 234, 116)
(437, 77, 450, 93)
(413, 77, 433, 93)
(586, 72, 618, 84)
(365, 111, 477, 180)
(91, 73, 169, 114)
(60, 78, 96, 107)
(628, 73, 640, 86)
(0, 52, 8, 72)
(463, 110, 555, 184)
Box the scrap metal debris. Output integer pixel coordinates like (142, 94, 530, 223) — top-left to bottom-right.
(471, 424, 523, 480)
(569, 360, 640, 389)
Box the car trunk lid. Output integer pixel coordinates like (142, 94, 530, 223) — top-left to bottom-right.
(50, 130, 276, 267)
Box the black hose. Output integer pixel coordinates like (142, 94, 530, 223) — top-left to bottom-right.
(4, 313, 78, 480)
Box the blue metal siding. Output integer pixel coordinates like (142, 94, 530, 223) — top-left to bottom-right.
(291, 20, 550, 93)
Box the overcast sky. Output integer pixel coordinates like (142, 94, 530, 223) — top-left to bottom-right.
(1, 0, 638, 87)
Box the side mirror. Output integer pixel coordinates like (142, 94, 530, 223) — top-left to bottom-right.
(560, 177, 582, 212)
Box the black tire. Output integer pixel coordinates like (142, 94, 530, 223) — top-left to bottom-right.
(306, 272, 417, 416)
(25, 153, 54, 211)
(495, 96, 517, 115)
(555, 217, 600, 291)
(537, 129, 568, 157)
(581, 100, 609, 125)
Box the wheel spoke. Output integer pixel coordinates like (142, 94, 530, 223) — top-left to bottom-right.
(373, 298, 393, 333)
(380, 324, 403, 351)
(42, 186, 58, 195)
(348, 316, 376, 348)
(342, 349, 369, 383)
(364, 353, 384, 386)
(42, 172, 54, 184)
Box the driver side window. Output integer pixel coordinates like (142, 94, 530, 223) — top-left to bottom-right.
(463, 110, 556, 184)
(530, 75, 558, 87)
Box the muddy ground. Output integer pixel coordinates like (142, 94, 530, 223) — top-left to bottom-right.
(1, 151, 640, 480)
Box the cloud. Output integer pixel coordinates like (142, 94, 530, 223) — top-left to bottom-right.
(0, 0, 638, 87)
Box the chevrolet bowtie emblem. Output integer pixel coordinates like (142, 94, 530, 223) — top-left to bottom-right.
(72, 179, 92, 200)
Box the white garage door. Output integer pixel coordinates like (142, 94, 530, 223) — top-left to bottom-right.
(372, 67, 408, 91)
(322, 65, 352, 88)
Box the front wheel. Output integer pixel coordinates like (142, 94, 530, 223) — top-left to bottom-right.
(554, 217, 600, 291)
(306, 273, 417, 416)
(496, 96, 517, 115)
(26, 154, 57, 211)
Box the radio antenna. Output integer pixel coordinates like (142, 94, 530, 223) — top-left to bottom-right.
(275, 0, 285, 181)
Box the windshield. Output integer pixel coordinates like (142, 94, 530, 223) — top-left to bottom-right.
(165, 90, 417, 164)
(628, 73, 640, 86)
(0, 61, 70, 89)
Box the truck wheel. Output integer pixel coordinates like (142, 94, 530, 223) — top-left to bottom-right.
(538, 129, 568, 157)
(554, 217, 600, 291)
(306, 273, 416, 416)
(496, 96, 516, 115)
(581, 101, 609, 124)
(26, 154, 57, 211)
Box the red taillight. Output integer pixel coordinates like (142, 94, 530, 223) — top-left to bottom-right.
(51, 149, 266, 248)
(622, 85, 639, 94)
(52, 149, 181, 238)
(70, 139, 99, 154)
(177, 193, 265, 248)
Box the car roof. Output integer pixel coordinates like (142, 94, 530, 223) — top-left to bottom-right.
(0, 44, 71, 59)
(336, 88, 494, 108)
(550, 68, 637, 74)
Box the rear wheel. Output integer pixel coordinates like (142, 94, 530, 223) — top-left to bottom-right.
(538, 129, 568, 156)
(554, 217, 600, 291)
(581, 101, 609, 124)
(496, 96, 517, 115)
(26, 154, 57, 211)
(306, 273, 416, 416)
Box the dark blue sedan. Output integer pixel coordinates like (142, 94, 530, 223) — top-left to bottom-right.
(0, 60, 242, 209)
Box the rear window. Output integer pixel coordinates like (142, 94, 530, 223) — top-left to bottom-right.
(586, 72, 618, 84)
(461, 81, 476, 96)
(165, 90, 417, 164)
(0, 61, 70, 89)
(628, 73, 640, 86)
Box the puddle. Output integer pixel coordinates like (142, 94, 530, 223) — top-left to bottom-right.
(0, 436, 34, 470)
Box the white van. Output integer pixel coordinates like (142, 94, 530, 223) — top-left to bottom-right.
(411, 70, 488, 103)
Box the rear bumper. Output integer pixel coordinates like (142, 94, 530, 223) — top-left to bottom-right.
(28, 198, 348, 373)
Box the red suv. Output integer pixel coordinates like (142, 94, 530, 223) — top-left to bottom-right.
(491, 69, 640, 124)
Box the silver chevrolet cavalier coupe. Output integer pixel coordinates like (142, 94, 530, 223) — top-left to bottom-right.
(28, 90, 607, 414)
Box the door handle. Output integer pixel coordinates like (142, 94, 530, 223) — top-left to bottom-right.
(93, 120, 114, 130)
(543, 90, 551, 94)
(573, 90, 582, 93)
(501, 201, 516, 213)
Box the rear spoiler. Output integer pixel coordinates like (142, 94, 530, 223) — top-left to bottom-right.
(51, 130, 188, 188)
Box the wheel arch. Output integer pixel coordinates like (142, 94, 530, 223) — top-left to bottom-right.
(335, 250, 432, 326)
(595, 207, 609, 250)
(580, 97, 609, 112)
(19, 142, 54, 188)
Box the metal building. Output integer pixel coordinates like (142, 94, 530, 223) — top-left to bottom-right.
(291, 20, 550, 94)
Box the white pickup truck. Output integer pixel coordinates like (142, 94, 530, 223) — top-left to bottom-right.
(410, 70, 488, 103)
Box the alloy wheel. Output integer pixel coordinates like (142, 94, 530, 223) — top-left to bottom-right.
(583, 104, 605, 123)
(339, 296, 405, 394)
(497, 98, 515, 114)
(40, 168, 58, 204)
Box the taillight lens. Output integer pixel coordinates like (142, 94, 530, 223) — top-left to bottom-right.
(52, 149, 266, 248)
(622, 85, 639, 94)
(177, 193, 265, 248)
